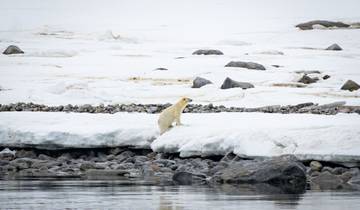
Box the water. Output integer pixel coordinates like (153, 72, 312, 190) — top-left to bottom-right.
(0, 180, 359, 210)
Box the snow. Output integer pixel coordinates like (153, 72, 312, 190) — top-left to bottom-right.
(0, 0, 360, 107)
(0, 112, 359, 162)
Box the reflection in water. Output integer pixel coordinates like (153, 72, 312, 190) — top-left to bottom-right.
(0, 180, 359, 210)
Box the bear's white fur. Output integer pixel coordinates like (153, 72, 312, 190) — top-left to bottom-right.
(158, 97, 192, 135)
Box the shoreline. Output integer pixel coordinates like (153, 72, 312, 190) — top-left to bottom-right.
(1, 147, 359, 192)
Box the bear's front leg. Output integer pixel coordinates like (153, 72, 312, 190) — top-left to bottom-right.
(175, 115, 183, 126)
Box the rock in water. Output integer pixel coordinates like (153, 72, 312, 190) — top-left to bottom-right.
(298, 75, 319, 84)
(295, 20, 350, 30)
(326, 43, 343, 51)
(172, 171, 206, 185)
(3, 45, 24, 55)
(225, 61, 266, 70)
(192, 49, 223, 55)
(211, 156, 306, 192)
(220, 77, 254, 90)
(341, 80, 360, 91)
(192, 77, 212, 88)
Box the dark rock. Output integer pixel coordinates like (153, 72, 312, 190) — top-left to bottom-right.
(341, 80, 360, 91)
(154, 67, 168, 71)
(10, 158, 34, 170)
(192, 77, 212, 88)
(323, 75, 331, 80)
(15, 150, 37, 159)
(80, 162, 96, 171)
(115, 150, 135, 162)
(192, 49, 223, 55)
(332, 167, 347, 175)
(172, 171, 207, 185)
(295, 20, 350, 30)
(326, 43, 342, 51)
(321, 166, 333, 173)
(0, 150, 15, 161)
(225, 61, 265, 70)
(220, 77, 254, 90)
(310, 171, 344, 190)
(211, 156, 306, 190)
(38, 154, 53, 161)
(3, 45, 24, 55)
(298, 75, 318, 84)
(115, 162, 135, 170)
(110, 147, 125, 156)
(310, 161, 322, 171)
(295, 70, 321, 74)
(85, 169, 130, 179)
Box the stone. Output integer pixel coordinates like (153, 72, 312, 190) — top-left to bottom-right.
(309, 161, 322, 171)
(332, 167, 347, 175)
(154, 67, 168, 71)
(220, 77, 254, 90)
(116, 151, 135, 163)
(15, 150, 37, 159)
(172, 171, 206, 185)
(192, 77, 212, 88)
(192, 49, 223, 55)
(323, 75, 331, 80)
(85, 169, 130, 179)
(341, 80, 360, 91)
(225, 61, 265, 70)
(326, 43, 342, 51)
(3, 45, 24, 55)
(295, 70, 321, 74)
(295, 20, 350, 30)
(80, 162, 96, 171)
(310, 171, 344, 190)
(298, 75, 319, 84)
(211, 156, 306, 190)
(0, 148, 16, 161)
(10, 158, 34, 170)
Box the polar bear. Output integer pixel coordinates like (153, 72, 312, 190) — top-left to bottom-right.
(158, 97, 192, 135)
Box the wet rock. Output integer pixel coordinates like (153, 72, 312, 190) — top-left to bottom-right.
(3, 45, 24, 55)
(225, 61, 265, 70)
(0, 148, 16, 161)
(341, 80, 360, 91)
(309, 161, 322, 171)
(296, 20, 350, 30)
(332, 167, 347, 175)
(310, 171, 344, 190)
(192, 77, 212, 88)
(115, 151, 135, 163)
(211, 156, 306, 190)
(298, 75, 319, 84)
(326, 43, 342, 51)
(85, 169, 130, 179)
(172, 171, 207, 185)
(10, 158, 34, 170)
(110, 147, 125, 156)
(192, 49, 223, 55)
(80, 161, 96, 171)
(38, 154, 53, 161)
(115, 162, 135, 170)
(220, 77, 254, 90)
(15, 150, 37, 159)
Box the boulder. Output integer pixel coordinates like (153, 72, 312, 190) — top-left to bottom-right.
(220, 77, 254, 90)
(172, 171, 207, 185)
(3, 45, 24, 55)
(310, 171, 344, 190)
(310, 161, 322, 171)
(210, 155, 306, 190)
(295, 20, 350, 30)
(154, 67, 168, 71)
(298, 75, 319, 84)
(326, 43, 342, 51)
(192, 49, 223, 55)
(341, 80, 360, 91)
(192, 77, 212, 88)
(225, 61, 265, 70)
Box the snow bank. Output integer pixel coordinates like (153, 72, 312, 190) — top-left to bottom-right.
(0, 112, 158, 149)
(0, 112, 359, 163)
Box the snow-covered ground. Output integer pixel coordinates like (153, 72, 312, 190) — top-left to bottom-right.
(0, 112, 359, 162)
(1, 0, 360, 107)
